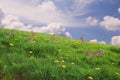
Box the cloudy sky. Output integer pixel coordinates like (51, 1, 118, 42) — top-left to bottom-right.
(0, 0, 120, 45)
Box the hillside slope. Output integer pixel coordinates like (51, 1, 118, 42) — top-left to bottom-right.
(0, 29, 120, 80)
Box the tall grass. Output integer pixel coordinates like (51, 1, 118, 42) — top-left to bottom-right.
(0, 28, 120, 80)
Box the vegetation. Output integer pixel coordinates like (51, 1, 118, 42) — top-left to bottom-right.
(0, 28, 120, 80)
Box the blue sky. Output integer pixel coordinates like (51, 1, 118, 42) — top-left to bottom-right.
(0, 0, 120, 45)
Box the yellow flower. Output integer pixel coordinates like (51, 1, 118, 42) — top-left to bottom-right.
(112, 63, 115, 64)
(61, 60, 64, 62)
(88, 76, 93, 80)
(60, 57, 63, 59)
(15, 39, 17, 40)
(62, 65, 66, 68)
(54, 60, 59, 63)
(58, 49, 62, 52)
(29, 51, 33, 54)
(71, 62, 75, 64)
(95, 68, 101, 71)
(9, 43, 14, 47)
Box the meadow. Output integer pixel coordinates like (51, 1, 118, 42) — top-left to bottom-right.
(0, 28, 120, 80)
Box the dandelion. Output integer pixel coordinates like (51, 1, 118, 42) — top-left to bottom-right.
(112, 63, 115, 64)
(60, 57, 63, 59)
(95, 68, 101, 71)
(58, 49, 62, 53)
(54, 60, 59, 63)
(61, 60, 64, 63)
(9, 43, 14, 47)
(88, 76, 93, 80)
(71, 62, 75, 64)
(62, 65, 66, 68)
(29, 51, 33, 54)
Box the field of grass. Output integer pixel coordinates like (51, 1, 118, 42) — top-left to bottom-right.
(0, 28, 120, 80)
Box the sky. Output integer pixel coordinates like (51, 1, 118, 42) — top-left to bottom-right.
(0, 0, 120, 45)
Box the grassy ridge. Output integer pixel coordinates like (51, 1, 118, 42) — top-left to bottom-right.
(0, 28, 120, 80)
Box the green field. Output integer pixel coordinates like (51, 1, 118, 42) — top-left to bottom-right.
(0, 28, 120, 80)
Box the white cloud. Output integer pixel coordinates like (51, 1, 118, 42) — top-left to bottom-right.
(1, 15, 32, 31)
(36, 23, 65, 34)
(90, 39, 106, 44)
(100, 41, 106, 44)
(1, 12, 72, 38)
(0, 0, 63, 24)
(111, 36, 120, 46)
(75, 0, 95, 5)
(0, 0, 96, 27)
(90, 39, 97, 42)
(0, 8, 5, 27)
(100, 16, 120, 31)
(0, 8, 4, 20)
(65, 32, 72, 39)
(118, 8, 120, 14)
(71, 0, 95, 17)
(32, 23, 72, 38)
(86, 16, 98, 26)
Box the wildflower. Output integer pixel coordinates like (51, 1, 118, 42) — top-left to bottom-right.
(95, 68, 101, 71)
(60, 57, 63, 59)
(115, 72, 120, 76)
(9, 43, 14, 47)
(58, 49, 62, 53)
(88, 76, 93, 80)
(54, 60, 59, 63)
(112, 63, 115, 64)
(29, 51, 33, 54)
(62, 65, 66, 68)
(71, 62, 75, 64)
(61, 60, 64, 62)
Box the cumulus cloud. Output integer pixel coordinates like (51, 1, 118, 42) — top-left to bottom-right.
(65, 32, 72, 39)
(86, 16, 98, 26)
(0, 11, 72, 38)
(118, 8, 120, 14)
(38, 23, 64, 34)
(0, 0, 97, 27)
(100, 16, 120, 31)
(0, 0, 63, 24)
(90, 39, 97, 42)
(1, 15, 32, 31)
(0, 8, 4, 20)
(75, 0, 95, 5)
(90, 39, 106, 44)
(111, 36, 120, 46)
(31, 23, 72, 38)
(0, 8, 5, 27)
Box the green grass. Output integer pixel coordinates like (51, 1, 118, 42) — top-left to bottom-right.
(0, 28, 120, 80)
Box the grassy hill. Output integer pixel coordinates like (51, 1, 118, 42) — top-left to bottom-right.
(0, 28, 120, 80)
